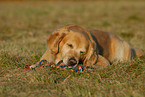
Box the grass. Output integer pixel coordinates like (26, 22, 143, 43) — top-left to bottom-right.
(0, 1, 145, 97)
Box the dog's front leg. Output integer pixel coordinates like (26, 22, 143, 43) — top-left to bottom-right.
(29, 48, 55, 69)
(40, 48, 54, 62)
(95, 55, 110, 69)
(29, 61, 39, 69)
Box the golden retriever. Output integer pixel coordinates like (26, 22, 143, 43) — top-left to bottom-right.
(30, 25, 144, 69)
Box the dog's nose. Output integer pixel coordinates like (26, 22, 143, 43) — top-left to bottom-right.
(68, 58, 77, 66)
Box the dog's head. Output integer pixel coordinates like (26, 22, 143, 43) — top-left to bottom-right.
(47, 25, 98, 66)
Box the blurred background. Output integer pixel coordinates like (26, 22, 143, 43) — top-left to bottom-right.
(0, 0, 145, 53)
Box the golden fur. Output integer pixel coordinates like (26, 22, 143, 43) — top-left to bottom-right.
(30, 25, 144, 69)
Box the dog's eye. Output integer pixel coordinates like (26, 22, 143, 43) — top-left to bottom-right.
(67, 43, 73, 48)
(80, 51, 85, 54)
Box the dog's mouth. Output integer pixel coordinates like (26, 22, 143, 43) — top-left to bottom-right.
(68, 58, 77, 66)
(57, 58, 83, 67)
(70, 59, 84, 68)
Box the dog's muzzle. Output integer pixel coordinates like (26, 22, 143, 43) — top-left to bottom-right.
(68, 58, 77, 66)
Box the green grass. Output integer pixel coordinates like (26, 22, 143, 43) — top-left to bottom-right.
(0, 1, 145, 97)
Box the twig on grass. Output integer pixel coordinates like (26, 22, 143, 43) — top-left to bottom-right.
(63, 75, 71, 83)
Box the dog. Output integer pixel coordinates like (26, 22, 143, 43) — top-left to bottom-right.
(30, 25, 144, 69)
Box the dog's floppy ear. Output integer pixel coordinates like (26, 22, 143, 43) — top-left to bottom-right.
(83, 39, 110, 68)
(83, 41, 98, 66)
(47, 31, 66, 54)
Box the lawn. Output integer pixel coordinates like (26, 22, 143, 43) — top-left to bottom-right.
(0, 1, 145, 97)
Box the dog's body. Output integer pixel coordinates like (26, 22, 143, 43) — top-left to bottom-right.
(30, 25, 144, 69)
